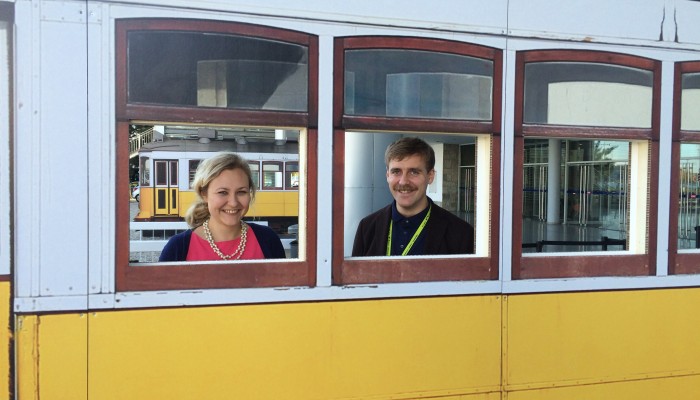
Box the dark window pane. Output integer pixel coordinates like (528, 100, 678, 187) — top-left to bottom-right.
(128, 31, 308, 111)
(524, 62, 653, 128)
(345, 49, 492, 120)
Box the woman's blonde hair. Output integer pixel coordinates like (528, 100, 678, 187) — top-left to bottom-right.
(185, 152, 256, 228)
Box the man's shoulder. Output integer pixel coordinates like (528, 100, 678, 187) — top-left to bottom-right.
(359, 204, 392, 225)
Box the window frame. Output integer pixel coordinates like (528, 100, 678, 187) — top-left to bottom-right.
(669, 60, 700, 275)
(512, 50, 661, 279)
(115, 18, 318, 291)
(332, 36, 502, 285)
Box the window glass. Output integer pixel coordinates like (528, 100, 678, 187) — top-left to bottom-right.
(188, 160, 201, 189)
(678, 143, 700, 250)
(681, 72, 700, 131)
(139, 156, 150, 186)
(129, 125, 302, 264)
(262, 162, 283, 190)
(285, 162, 299, 189)
(524, 62, 653, 128)
(522, 138, 630, 253)
(248, 161, 260, 190)
(127, 31, 308, 111)
(345, 49, 493, 120)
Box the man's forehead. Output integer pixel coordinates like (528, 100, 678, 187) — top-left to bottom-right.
(388, 154, 428, 169)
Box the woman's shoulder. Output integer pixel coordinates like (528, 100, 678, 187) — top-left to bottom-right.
(247, 222, 276, 237)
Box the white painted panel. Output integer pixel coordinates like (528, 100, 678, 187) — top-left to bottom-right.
(508, 0, 667, 43)
(37, 12, 89, 296)
(14, 0, 40, 298)
(109, 0, 509, 35)
(87, 2, 113, 294)
(675, 0, 700, 45)
(0, 19, 10, 276)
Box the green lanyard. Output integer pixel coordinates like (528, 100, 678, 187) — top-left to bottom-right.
(386, 205, 432, 256)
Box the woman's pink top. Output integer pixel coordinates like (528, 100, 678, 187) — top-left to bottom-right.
(186, 227, 265, 261)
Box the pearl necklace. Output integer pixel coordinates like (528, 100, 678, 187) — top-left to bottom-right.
(202, 219, 248, 260)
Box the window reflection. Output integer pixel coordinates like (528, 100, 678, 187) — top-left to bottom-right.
(678, 143, 700, 250)
(345, 49, 493, 120)
(524, 62, 653, 128)
(129, 124, 302, 262)
(127, 31, 308, 111)
(522, 138, 630, 253)
(681, 73, 700, 131)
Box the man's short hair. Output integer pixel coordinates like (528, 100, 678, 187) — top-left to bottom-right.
(384, 137, 435, 171)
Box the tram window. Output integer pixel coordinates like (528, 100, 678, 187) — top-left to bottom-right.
(285, 162, 299, 189)
(188, 160, 201, 189)
(669, 63, 700, 274)
(139, 157, 150, 186)
(681, 72, 700, 131)
(116, 19, 318, 292)
(345, 49, 493, 120)
(126, 32, 308, 111)
(676, 143, 700, 252)
(333, 37, 502, 285)
(262, 162, 283, 190)
(248, 162, 260, 190)
(521, 138, 632, 254)
(513, 50, 660, 279)
(524, 62, 653, 128)
(343, 131, 484, 256)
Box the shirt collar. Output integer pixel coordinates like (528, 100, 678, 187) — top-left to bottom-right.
(391, 198, 432, 224)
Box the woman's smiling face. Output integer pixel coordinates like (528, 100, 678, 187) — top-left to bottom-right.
(202, 168, 252, 230)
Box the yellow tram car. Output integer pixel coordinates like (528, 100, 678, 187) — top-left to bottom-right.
(3, 0, 700, 399)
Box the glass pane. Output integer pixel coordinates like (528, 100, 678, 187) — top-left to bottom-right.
(248, 162, 260, 190)
(139, 156, 150, 186)
(345, 49, 493, 120)
(188, 160, 201, 188)
(129, 124, 302, 263)
(524, 62, 653, 128)
(127, 31, 308, 111)
(285, 162, 299, 190)
(344, 131, 478, 257)
(682, 73, 700, 131)
(169, 161, 178, 185)
(263, 162, 283, 189)
(522, 138, 630, 253)
(678, 143, 700, 250)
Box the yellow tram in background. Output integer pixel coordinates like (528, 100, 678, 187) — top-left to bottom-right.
(3, 0, 700, 399)
(133, 125, 300, 233)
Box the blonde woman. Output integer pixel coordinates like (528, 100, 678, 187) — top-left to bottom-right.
(159, 153, 286, 261)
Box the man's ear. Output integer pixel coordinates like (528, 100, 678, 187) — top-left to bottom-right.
(427, 169, 436, 184)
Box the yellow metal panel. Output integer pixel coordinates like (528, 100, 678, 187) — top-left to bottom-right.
(508, 374, 700, 400)
(249, 191, 299, 217)
(0, 282, 11, 400)
(505, 288, 700, 389)
(88, 296, 501, 400)
(16, 314, 87, 400)
(179, 191, 197, 217)
(134, 187, 154, 219)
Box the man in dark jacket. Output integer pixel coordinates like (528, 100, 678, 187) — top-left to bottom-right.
(352, 137, 475, 256)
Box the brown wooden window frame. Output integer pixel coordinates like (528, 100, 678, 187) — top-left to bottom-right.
(512, 50, 661, 279)
(332, 36, 502, 285)
(669, 61, 700, 275)
(115, 18, 318, 291)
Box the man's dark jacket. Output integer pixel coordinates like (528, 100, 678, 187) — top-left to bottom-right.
(351, 202, 475, 256)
